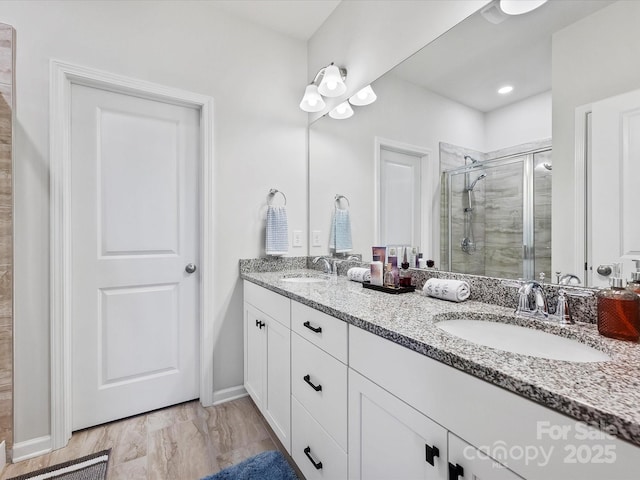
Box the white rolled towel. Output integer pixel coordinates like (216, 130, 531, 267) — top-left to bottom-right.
(347, 267, 371, 283)
(422, 278, 470, 302)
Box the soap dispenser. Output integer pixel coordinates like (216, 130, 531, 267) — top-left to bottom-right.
(627, 259, 640, 295)
(596, 263, 640, 341)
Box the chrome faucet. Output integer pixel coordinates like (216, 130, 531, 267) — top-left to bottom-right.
(313, 256, 338, 275)
(515, 281, 548, 319)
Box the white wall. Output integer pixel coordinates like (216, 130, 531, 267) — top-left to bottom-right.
(552, 0, 640, 278)
(485, 91, 552, 152)
(307, 0, 490, 122)
(1, 0, 307, 448)
(309, 73, 485, 261)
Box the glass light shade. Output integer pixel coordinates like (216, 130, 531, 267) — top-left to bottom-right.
(349, 85, 377, 106)
(329, 101, 354, 120)
(318, 64, 347, 97)
(299, 84, 326, 112)
(499, 0, 547, 15)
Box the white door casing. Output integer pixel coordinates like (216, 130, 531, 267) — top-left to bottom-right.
(589, 89, 640, 287)
(70, 84, 200, 430)
(50, 61, 215, 448)
(373, 137, 434, 259)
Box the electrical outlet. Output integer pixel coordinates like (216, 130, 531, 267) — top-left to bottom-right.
(312, 230, 322, 247)
(292, 230, 302, 247)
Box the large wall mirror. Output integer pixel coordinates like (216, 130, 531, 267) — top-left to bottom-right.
(309, 0, 640, 287)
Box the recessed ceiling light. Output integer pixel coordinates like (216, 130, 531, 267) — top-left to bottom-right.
(498, 85, 514, 95)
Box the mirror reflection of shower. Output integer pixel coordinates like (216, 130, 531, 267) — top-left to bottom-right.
(461, 154, 486, 254)
(441, 141, 552, 280)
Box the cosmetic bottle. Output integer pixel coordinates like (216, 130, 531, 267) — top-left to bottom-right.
(627, 259, 640, 295)
(370, 255, 383, 286)
(388, 251, 398, 285)
(399, 248, 412, 287)
(596, 263, 640, 342)
(384, 264, 395, 288)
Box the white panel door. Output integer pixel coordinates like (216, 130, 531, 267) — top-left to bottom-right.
(590, 89, 640, 286)
(380, 148, 421, 246)
(71, 84, 200, 430)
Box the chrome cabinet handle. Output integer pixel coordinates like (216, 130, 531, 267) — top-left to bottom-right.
(185, 263, 197, 274)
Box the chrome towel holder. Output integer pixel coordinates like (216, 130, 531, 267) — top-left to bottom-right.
(335, 194, 350, 208)
(268, 188, 287, 205)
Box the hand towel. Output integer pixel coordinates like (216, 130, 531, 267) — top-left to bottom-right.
(422, 278, 470, 302)
(329, 207, 353, 253)
(265, 205, 289, 256)
(347, 267, 371, 283)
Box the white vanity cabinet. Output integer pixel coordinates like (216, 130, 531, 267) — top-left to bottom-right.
(290, 301, 349, 480)
(349, 369, 448, 480)
(448, 433, 523, 480)
(243, 281, 291, 453)
(349, 325, 639, 480)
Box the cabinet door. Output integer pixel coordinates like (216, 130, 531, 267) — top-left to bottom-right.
(448, 433, 523, 480)
(349, 370, 447, 480)
(244, 304, 265, 407)
(264, 315, 291, 453)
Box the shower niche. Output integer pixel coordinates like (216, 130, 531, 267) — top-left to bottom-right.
(440, 142, 552, 280)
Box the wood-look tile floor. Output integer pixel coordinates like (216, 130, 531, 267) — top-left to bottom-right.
(1, 396, 300, 480)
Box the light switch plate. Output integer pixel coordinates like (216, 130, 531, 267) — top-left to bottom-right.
(292, 230, 302, 247)
(312, 230, 322, 247)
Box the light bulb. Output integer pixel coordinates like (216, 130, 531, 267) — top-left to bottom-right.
(499, 0, 547, 15)
(329, 101, 354, 120)
(349, 85, 377, 106)
(318, 64, 347, 97)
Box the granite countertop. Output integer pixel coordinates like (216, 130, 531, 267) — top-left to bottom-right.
(241, 268, 640, 448)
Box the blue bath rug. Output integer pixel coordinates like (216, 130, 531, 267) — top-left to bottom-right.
(201, 450, 298, 480)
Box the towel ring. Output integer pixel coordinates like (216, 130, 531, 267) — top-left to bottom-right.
(335, 194, 350, 208)
(268, 188, 287, 205)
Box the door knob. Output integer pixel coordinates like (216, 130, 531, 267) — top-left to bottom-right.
(596, 265, 612, 276)
(185, 263, 197, 274)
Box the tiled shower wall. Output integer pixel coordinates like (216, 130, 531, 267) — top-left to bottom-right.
(0, 23, 14, 459)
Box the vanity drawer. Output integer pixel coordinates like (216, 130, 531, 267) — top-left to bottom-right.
(292, 332, 347, 450)
(292, 396, 347, 480)
(291, 301, 347, 363)
(244, 281, 290, 328)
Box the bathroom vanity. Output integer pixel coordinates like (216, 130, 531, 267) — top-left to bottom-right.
(241, 266, 640, 479)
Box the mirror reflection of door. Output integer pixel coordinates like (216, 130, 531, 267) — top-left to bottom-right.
(588, 88, 640, 287)
(379, 147, 421, 248)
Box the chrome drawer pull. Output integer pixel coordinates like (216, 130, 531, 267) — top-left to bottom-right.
(304, 446, 323, 470)
(303, 321, 322, 333)
(303, 374, 322, 392)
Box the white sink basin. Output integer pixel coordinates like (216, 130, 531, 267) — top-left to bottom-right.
(281, 273, 328, 284)
(437, 319, 610, 362)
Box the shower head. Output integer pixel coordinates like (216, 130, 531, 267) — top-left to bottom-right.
(468, 173, 487, 191)
(464, 155, 479, 164)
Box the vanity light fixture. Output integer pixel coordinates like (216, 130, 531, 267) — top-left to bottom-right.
(349, 85, 377, 106)
(329, 101, 354, 120)
(299, 62, 348, 112)
(499, 0, 547, 15)
(498, 85, 514, 95)
(299, 84, 326, 112)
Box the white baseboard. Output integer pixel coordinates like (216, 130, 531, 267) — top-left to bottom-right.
(12, 435, 52, 463)
(212, 385, 247, 405)
(0, 441, 6, 472)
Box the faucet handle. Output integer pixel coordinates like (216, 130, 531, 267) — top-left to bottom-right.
(550, 289, 573, 324)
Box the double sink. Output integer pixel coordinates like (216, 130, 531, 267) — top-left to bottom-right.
(279, 271, 611, 364)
